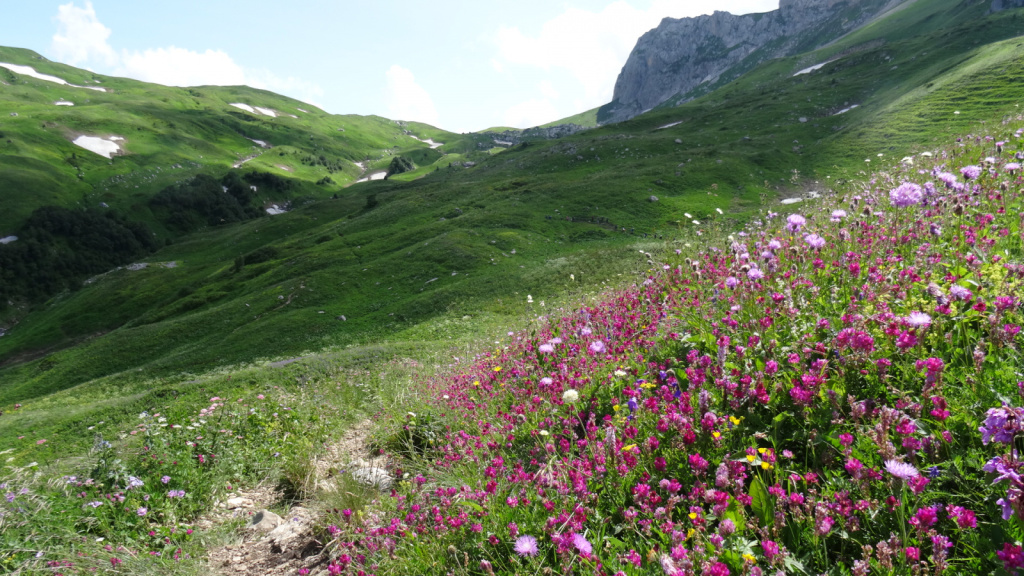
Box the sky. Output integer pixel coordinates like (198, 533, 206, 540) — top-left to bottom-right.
(1, 0, 779, 133)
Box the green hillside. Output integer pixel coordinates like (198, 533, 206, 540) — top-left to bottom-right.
(3, 4, 1024, 404)
(3, 2, 1024, 571)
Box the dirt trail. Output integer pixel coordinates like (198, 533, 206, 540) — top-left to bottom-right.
(206, 419, 388, 576)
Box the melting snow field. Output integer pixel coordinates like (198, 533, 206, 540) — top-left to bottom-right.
(297, 108, 309, 113)
(72, 135, 123, 159)
(655, 121, 683, 130)
(356, 172, 387, 183)
(353, 161, 366, 170)
(230, 103, 283, 118)
(833, 104, 860, 115)
(409, 135, 444, 149)
(793, 60, 836, 77)
(248, 138, 270, 148)
(0, 236, 17, 244)
(55, 100, 74, 106)
(266, 205, 288, 215)
(0, 62, 106, 91)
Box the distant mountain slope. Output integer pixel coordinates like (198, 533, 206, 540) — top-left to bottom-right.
(0, 46, 473, 235)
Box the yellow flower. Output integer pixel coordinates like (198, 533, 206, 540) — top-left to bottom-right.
(640, 382, 656, 389)
(743, 553, 757, 563)
(622, 444, 636, 452)
(729, 416, 741, 426)
(613, 404, 620, 412)
(761, 462, 773, 470)
(758, 447, 768, 454)
(712, 431, 721, 439)
(688, 512, 698, 520)
(746, 454, 756, 462)
(493, 366, 502, 372)
(473, 381, 481, 387)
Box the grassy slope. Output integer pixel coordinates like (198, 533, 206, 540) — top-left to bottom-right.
(0, 46, 477, 235)
(2, 3, 1024, 459)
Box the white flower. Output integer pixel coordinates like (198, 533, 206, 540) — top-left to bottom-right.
(562, 390, 579, 404)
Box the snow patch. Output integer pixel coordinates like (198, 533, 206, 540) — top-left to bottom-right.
(353, 161, 365, 170)
(493, 140, 513, 146)
(54, 100, 74, 106)
(266, 204, 288, 215)
(230, 103, 255, 113)
(409, 135, 443, 149)
(73, 135, 123, 159)
(297, 108, 309, 113)
(248, 138, 270, 148)
(833, 104, 860, 116)
(356, 172, 387, 183)
(254, 106, 277, 117)
(0, 236, 17, 244)
(780, 198, 803, 205)
(655, 121, 683, 130)
(793, 60, 833, 76)
(0, 62, 107, 91)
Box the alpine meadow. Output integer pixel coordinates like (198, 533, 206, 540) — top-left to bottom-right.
(2, 0, 1024, 575)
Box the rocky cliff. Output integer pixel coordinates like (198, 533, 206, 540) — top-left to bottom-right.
(600, 0, 906, 124)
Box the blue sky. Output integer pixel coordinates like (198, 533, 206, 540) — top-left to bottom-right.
(2, 0, 778, 133)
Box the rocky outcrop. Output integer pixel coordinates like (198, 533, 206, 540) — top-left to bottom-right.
(483, 124, 589, 148)
(991, 0, 1024, 12)
(601, 0, 906, 124)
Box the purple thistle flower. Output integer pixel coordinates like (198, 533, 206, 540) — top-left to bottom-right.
(747, 267, 764, 280)
(514, 535, 538, 557)
(885, 460, 919, 480)
(950, 284, 972, 301)
(572, 533, 592, 555)
(588, 340, 606, 354)
(725, 276, 739, 289)
(804, 233, 826, 249)
(538, 343, 554, 354)
(905, 311, 932, 328)
(1006, 162, 1021, 172)
(786, 214, 806, 232)
(961, 165, 982, 180)
(830, 209, 847, 221)
(889, 183, 923, 208)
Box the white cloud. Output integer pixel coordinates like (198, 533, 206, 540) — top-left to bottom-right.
(51, 1, 117, 66)
(503, 98, 560, 129)
(538, 80, 559, 100)
(47, 2, 325, 108)
(118, 47, 246, 86)
(494, 0, 778, 109)
(384, 65, 440, 126)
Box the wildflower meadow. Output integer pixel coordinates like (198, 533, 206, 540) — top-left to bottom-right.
(313, 124, 1023, 575)
(3, 119, 1024, 575)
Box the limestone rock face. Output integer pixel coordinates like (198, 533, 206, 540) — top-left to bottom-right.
(602, 0, 906, 124)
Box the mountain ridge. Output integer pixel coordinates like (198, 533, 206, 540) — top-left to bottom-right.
(599, 0, 907, 124)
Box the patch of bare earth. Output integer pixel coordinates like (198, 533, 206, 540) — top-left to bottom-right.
(206, 419, 390, 576)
